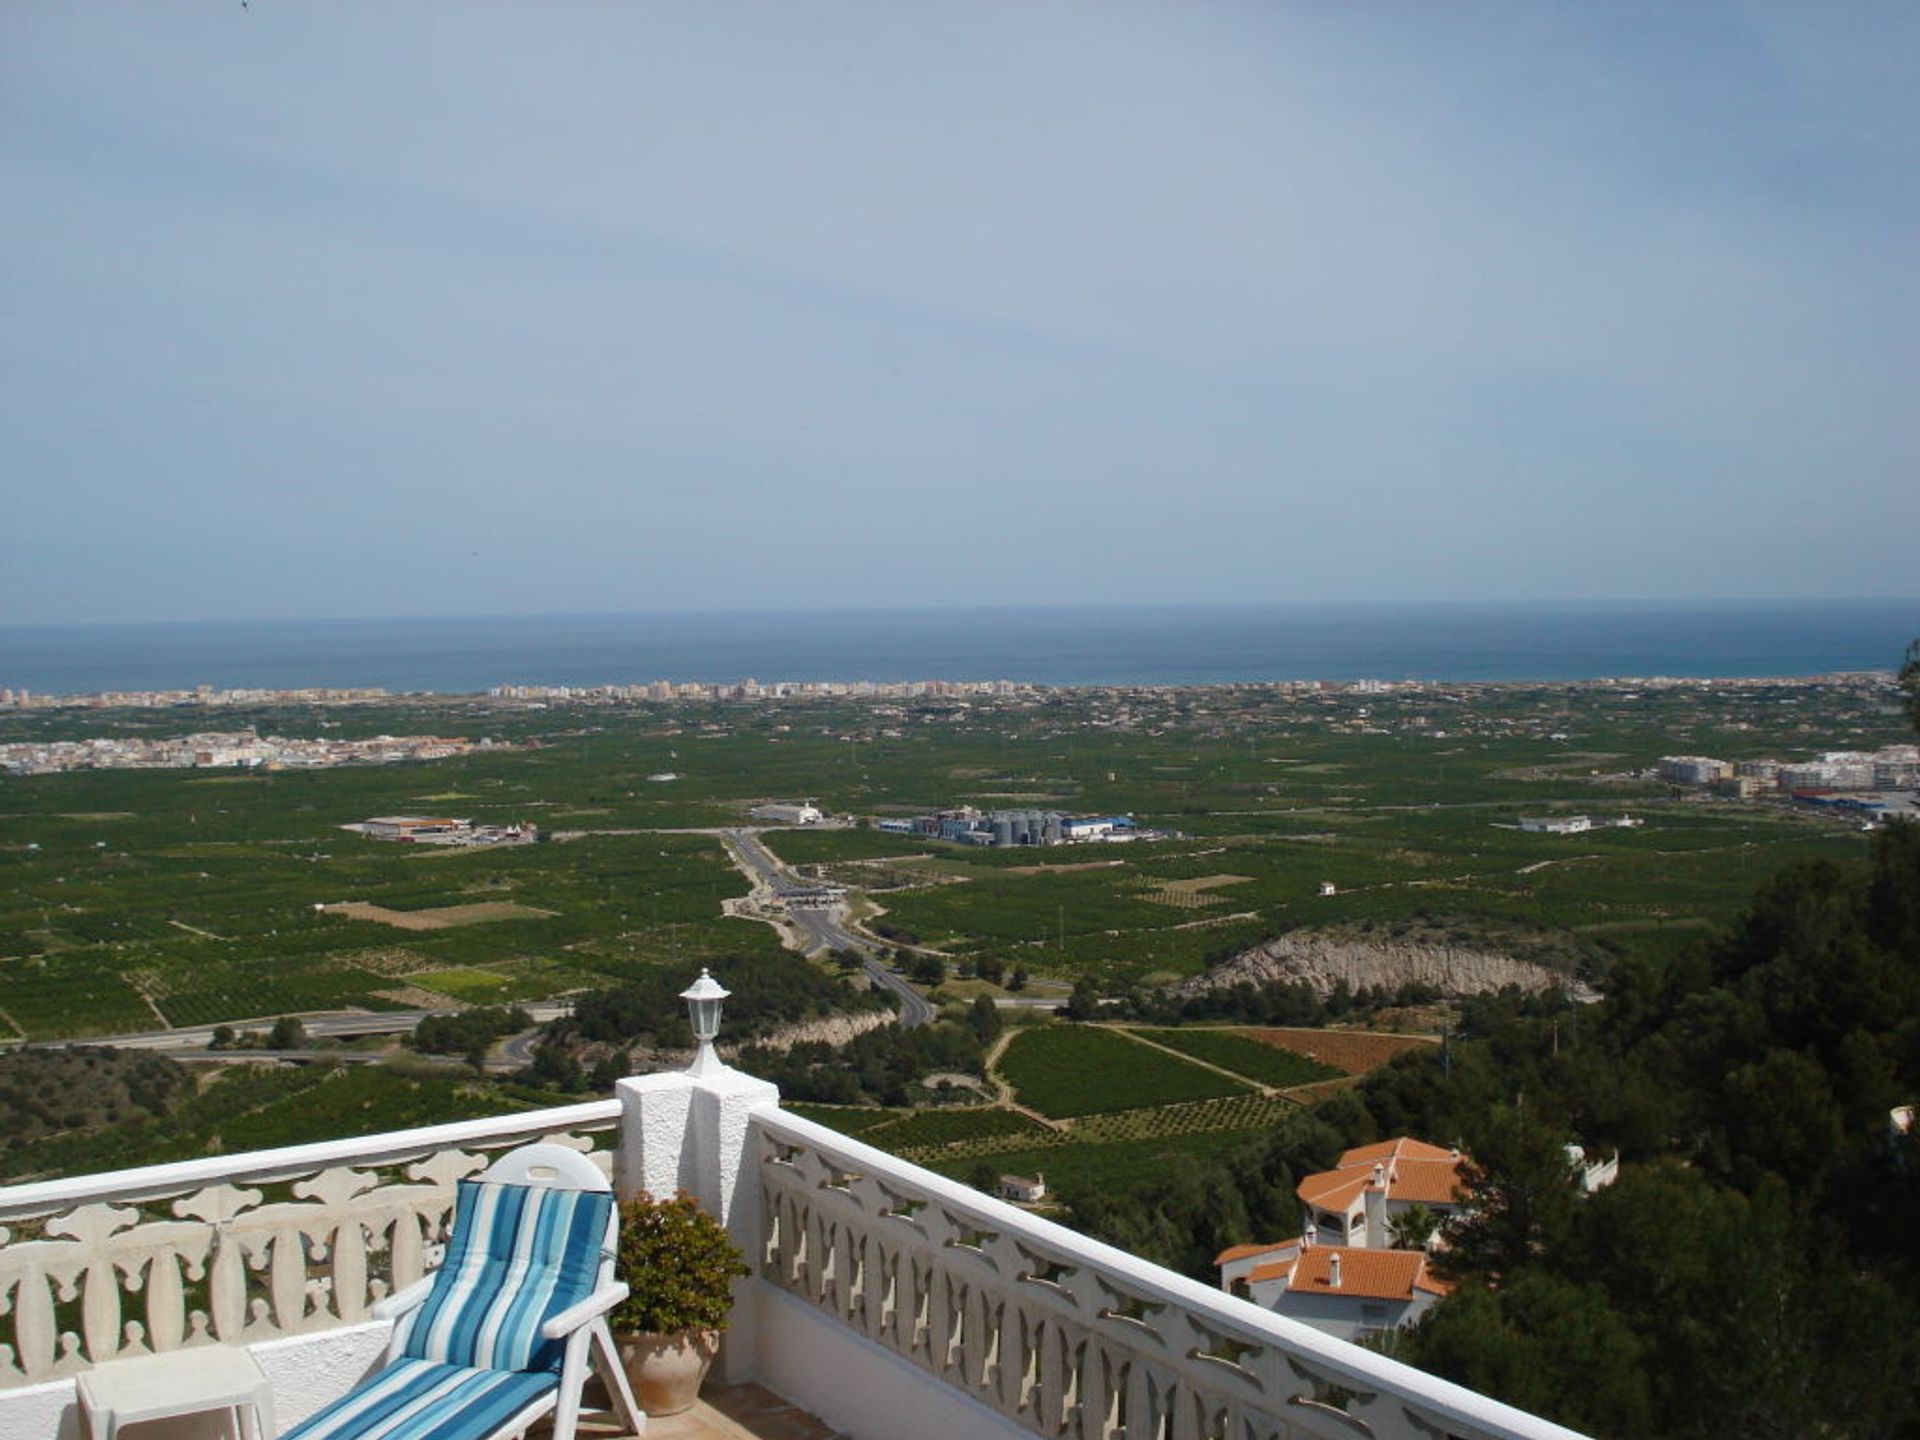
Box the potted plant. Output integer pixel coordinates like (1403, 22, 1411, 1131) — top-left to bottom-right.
(610, 1191, 750, 1415)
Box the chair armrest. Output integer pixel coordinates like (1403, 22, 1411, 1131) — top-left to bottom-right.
(540, 1282, 630, 1340)
(372, 1278, 435, 1322)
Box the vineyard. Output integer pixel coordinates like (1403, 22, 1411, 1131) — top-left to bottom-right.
(862, 1107, 1053, 1150)
(1128, 1027, 1344, 1089)
(1070, 1091, 1300, 1143)
(1243, 1027, 1437, 1075)
(999, 1025, 1250, 1118)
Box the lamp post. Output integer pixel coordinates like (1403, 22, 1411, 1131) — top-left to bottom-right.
(681, 968, 730, 1078)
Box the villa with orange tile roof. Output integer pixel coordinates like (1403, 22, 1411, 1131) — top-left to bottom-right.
(1216, 1231, 1455, 1340)
(1295, 1137, 1470, 1251)
(1214, 1137, 1470, 1339)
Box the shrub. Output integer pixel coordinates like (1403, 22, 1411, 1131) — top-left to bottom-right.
(610, 1192, 749, 1335)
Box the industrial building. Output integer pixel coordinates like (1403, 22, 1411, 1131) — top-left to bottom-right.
(1519, 815, 1592, 834)
(891, 807, 1142, 848)
(359, 815, 471, 842)
(750, 802, 825, 825)
(1658, 755, 1733, 785)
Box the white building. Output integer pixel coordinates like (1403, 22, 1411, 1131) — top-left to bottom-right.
(1519, 815, 1592, 834)
(359, 815, 471, 842)
(1295, 1138, 1471, 1251)
(997, 1173, 1047, 1204)
(751, 802, 825, 825)
(1218, 1239, 1452, 1342)
(1658, 756, 1732, 786)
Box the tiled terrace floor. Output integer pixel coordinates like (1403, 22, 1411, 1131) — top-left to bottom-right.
(537, 1383, 847, 1440)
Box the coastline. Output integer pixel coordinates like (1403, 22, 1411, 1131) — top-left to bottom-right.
(1, 599, 1914, 696)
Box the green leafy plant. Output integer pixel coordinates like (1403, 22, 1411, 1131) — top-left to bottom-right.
(610, 1191, 749, 1335)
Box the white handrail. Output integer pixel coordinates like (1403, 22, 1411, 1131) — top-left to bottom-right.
(754, 1107, 1589, 1440)
(0, 1098, 620, 1221)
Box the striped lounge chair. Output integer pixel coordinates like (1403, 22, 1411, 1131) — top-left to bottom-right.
(284, 1144, 644, 1440)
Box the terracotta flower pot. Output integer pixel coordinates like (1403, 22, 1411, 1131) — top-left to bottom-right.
(617, 1328, 721, 1415)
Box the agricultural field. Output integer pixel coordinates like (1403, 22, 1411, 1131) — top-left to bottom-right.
(1128, 1027, 1344, 1089)
(1069, 1091, 1301, 1143)
(781, 1103, 901, 1135)
(1243, 1027, 1437, 1075)
(998, 1024, 1250, 1118)
(0, 756, 785, 1037)
(0, 675, 1903, 1043)
(0, 1061, 580, 1183)
(860, 1106, 1054, 1152)
(922, 1126, 1284, 1200)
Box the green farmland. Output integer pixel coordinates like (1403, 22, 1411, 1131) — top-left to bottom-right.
(0, 674, 1903, 1046)
(998, 1024, 1250, 1117)
(1129, 1027, 1343, 1089)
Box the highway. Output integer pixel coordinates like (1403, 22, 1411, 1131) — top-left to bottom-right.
(31, 1004, 574, 1057)
(723, 829, 938, 1027)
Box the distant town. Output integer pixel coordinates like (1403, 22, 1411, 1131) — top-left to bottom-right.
(1657, 743, 1920, 824)
(0, 668, 1897, 714)
(0, 730, 501, 776)
(0, 685, 390, 709)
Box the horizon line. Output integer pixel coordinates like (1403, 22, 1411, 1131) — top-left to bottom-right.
(4, 594, 1917, 633)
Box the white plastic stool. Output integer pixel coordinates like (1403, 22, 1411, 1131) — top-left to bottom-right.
(76, 1346, 276, 1440)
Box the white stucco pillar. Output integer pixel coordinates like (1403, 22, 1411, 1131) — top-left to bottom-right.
(615, 1064, 780, 1387)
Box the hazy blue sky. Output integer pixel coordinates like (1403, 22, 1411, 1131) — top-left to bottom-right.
(3, 2, 1915, 624)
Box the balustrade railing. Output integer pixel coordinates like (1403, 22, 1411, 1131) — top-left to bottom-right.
(0, 1099, 619, 1389)
(755, 1109, 1587, 1440)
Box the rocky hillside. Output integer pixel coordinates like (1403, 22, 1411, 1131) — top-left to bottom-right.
(1178, 928, 1597, 1002)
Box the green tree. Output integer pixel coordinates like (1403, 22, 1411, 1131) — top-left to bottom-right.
(526, 1039, 584, 1092)
(967, 995, 1002, 1046)
(1400, 1272, 1651, 1437)
(1388, 1203, 1439, 1251)
(589, 1050, 632, 1090)
(1899, 636, 1920, 734)
(1442, 1105, 1575, 1276)
(1061, 974, 1101, 1021)
(267, 1016, 305, 1051)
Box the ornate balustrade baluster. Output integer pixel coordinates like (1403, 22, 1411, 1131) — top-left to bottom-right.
(0, 1104, 618, 1390)
(750, 1113, 1589, 1440)
(45, 1205, 134, 1366)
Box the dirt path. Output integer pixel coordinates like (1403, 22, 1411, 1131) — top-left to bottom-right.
(981, 1029, 1068, 1132)
(168, 918, 227, 939)
(1098, 1024, 1276, 1096)
(1515, 854, 1602, 875)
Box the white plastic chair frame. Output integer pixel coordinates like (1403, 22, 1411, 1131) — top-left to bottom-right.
(369, 1143, 645, 1440)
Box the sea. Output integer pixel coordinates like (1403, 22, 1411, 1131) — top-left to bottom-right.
(0, 600, 1914, 695)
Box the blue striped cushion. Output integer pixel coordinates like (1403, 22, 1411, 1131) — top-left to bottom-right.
(403, 1179, 612, 1374)
(280, 1358, 556, 1440)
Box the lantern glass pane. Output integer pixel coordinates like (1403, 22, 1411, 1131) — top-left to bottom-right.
(691, 997, 722, 1040)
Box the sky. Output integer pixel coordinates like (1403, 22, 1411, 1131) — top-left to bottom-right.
(2, 2, 1916, 625)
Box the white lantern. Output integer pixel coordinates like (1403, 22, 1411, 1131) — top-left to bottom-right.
(681, 968, 731, 1076)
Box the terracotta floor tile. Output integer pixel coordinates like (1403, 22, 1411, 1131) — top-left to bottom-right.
(529, 1381, 838, 1440)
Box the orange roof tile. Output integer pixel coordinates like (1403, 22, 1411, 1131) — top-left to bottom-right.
(1247, 1259, 1295, 1284)
(1341, 1137, 1458, 1167)
(1215, 1240, 1294, 1265)
(1296, 1136, 1468, 1210)
(1288, 1247, 1430, 1301)
(1296, 1172, 1369, 1212)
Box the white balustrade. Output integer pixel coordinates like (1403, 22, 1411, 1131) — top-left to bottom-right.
(754, 1109, 1589, 1440)
(0, 1099, 619, 1389)
(0, 1076, 1589, 1440)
